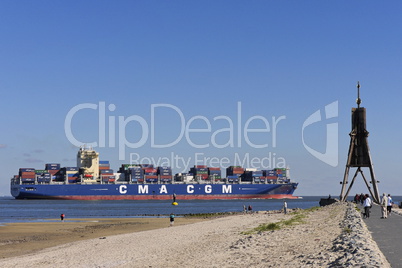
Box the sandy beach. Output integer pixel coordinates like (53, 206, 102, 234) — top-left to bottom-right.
(0, 202, 391, 267)
(0, 217, 207, 259)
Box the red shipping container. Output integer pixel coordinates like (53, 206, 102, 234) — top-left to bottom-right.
(99, 166, 110, 170)
(266, 176, 277, 180)
(195, 165, 207, 168)
(19, 172, 35, 176)
(144, 168, 157, 173)
(208, 167, 220, 171)
(21, 175, 35, 179)
(160, 175, 172, 179)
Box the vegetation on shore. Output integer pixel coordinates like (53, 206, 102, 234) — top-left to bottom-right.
(242, 206, 320, 235)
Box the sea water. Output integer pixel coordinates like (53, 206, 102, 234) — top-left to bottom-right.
(1, 196, 400, 224)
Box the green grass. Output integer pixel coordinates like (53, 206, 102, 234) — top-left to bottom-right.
(251, 222, 281, 233)
(241, 208, 315, 235)
(281, 213, 306, 226)
(304, 206, 320, 213)
(343, 227, 352, 234)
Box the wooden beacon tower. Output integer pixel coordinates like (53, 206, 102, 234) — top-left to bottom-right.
(340, 82, 380, 203)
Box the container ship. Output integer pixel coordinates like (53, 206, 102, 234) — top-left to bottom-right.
(11, 147, 298, 200)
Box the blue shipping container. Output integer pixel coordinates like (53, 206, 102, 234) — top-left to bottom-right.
(64, 167, 79, 171)
(46, 164, 61, 169)
(19, 168, 35, 172)
(100, 169, 114, 174)
(158, 166, 171, 170)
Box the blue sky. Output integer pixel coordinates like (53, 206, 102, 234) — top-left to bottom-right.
(1, 1, 402, 197)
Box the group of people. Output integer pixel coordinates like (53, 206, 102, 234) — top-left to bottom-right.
(354, 193, 393, 219)
(380, 193, 393, 219)
(243, 205, 253, 213)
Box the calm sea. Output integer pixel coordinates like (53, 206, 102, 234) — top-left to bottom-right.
(1, 196, 400, 224)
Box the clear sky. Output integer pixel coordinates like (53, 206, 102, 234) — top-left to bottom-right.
(1, 1, 402, 197)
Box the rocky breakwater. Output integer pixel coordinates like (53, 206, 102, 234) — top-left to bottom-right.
(330, 202, 390, 267)
(225, 202, 390, 267)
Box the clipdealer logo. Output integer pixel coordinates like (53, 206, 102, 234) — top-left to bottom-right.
(64, 102, 286, 163)
(302, 101, 338, 167)
(64, 101, 339, 168)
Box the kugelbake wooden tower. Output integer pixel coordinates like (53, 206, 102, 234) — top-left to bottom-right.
(340, 82, 380, 203)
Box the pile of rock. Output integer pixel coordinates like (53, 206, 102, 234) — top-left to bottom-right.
(329, 202, 390, 267)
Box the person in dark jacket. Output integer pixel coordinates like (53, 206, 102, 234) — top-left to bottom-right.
(169, 213, 175, 227)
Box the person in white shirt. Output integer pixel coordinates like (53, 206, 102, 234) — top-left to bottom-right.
(381, 193, 388, 219)
(387, 194, 393, 215)
(283, 201, 287, 214)
(363, 194, 372, 219)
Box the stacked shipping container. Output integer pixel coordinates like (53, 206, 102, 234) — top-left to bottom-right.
(190, 165, 209, 180)
(129, 166, 144, 183)
(242, 170, 264, 182)
(15, 159, 290, 185)
(59, 167, 80, 183)
(158, 167, 172, 182)
(98, 161, 115, 183)
(226, 166, 244, 182)
(208, 167, 221, 181)
(45, 163, 60, 181)
(262, 169, 276, 183)
(19, 168, 35, 183)
(144, 166, 158, 183)
(35, 169, 51, 183)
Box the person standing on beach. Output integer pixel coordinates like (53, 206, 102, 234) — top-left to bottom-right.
(169, 213, 175, 227)
(243, 205, 247, 214)
(248, 205, 252, 213)
(380, 193, 388, 219)
(283, 201, 287, 214)
(60, 213, 65, 222)
(363, 194, 372, 219)
(387, 194, 393, 215)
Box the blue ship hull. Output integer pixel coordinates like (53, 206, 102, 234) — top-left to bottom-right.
(11, 183, 298, 200)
